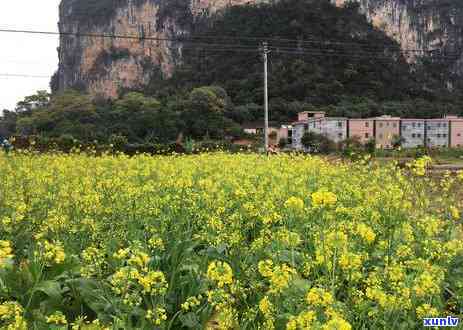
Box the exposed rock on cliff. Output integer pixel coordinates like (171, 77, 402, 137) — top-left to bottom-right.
(57, 0, 463, 98)
(332, 0, 463, 73)
(57, 0, 253, 98)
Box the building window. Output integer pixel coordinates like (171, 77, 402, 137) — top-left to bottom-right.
(378, 133, 383, 139)
(443, 123, 447, 127)
(412, 134, 416, 138)
(338, 133, 343, 138)
(378, 123, 383, 128)
(365, 122, 369, 128)
(417, 134, 422, 138)
(386, 122, 390, 127)
(304, 124, 308, 131)
(337, 122, 343, 128)
(458, 133, 461, 137)
(437, 134, 441, 138)
(393, 123, 397, 128)
(417, 123, 422, 127)
(443, 134, 447, 138)
(365, 133, 369, 138)
(412, 123, 416, 128)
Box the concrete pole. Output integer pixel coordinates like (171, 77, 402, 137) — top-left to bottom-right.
(263, 41, 269, 153)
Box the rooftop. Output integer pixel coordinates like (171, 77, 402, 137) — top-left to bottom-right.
(299, 111, 326, 115)
(374, 115, 401, 120)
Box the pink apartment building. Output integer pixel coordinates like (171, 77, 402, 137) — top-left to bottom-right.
(290, 112, 463, 151)
(450, 116, 463, 147)
(348, 119, 375, 143)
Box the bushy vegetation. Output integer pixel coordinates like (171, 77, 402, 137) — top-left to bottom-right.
(0, 87, 244, 146)
(0, 152, 462, 328)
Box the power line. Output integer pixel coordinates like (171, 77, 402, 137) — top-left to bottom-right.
(0, 29, 458, 81)
(32, 12, 439, 53)
(0, 28, 458, 57)
(183, 44, 459, 62)
(266, 47, 461, 61)
(176, 41, 460, 62)
(0, 73, 50, 78)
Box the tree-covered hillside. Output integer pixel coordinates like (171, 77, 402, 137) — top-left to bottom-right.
(145, 0, 462, 122)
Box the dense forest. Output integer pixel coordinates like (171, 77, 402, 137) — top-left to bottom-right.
(2, 0, 463, 145)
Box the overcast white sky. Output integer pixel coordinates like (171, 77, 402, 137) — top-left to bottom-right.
(0, 1, 60, 111)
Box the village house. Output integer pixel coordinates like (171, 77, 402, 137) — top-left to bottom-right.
(426, 118, 450, 148)
(374, 115, 401, 149)
(348, 119, 375, 144)
(401, 119, 426, 148)
(290, 112, 463, 151)
(449, 115, 463, 147)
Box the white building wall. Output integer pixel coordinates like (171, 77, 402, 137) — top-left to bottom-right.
(323, 119, 347, 143)
(292, 123, 305, 150)
(401, 121, 425, 148)
(427, 121, 449, 147)
(291, 118, 347, 150)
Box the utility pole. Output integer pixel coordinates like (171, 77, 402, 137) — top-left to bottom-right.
(263, 41, 269, 153)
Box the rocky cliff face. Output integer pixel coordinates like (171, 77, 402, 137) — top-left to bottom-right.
(332, 0, 463, 73)
(57, 0, 463, 98)
(57, 0, 253, 98)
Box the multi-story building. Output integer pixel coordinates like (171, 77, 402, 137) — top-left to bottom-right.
(401, 119, 425, 148)
(290, 112, 463, 151)
(279, 125, 293, 146)
(305, 117, 348, 142)
(292, 122, 305, 150)
(374, 115, 401, 149)
(323, 118, 348, 143)
(348, 119, 374, 143)
(426, 119, 450, 148)
(292, 112, 347, 150)
(449, 116, 463, 147)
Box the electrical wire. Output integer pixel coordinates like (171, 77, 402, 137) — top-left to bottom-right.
(0, 28, 458, 57)
(0, 73, 50, 78)
(0, 28, 459, 80)
(48, 11, 445, 53)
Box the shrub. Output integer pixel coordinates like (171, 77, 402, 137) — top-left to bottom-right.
(301, 131, 336, 154)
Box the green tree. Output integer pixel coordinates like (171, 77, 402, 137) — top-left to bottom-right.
(15, 90, 50, 113)
(0, 110, 17, 138)
(111, 92, 179, 143)
(16, 90, 98, 140)
(183, 86, 237, 139)
(365, 138, 376, 154)
(392, 134, 406, 149)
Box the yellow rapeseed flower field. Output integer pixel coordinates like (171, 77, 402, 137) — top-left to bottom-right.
(0, 152, 462, 329)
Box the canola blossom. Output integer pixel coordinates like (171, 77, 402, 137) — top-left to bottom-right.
(0, 152, 462, 329)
